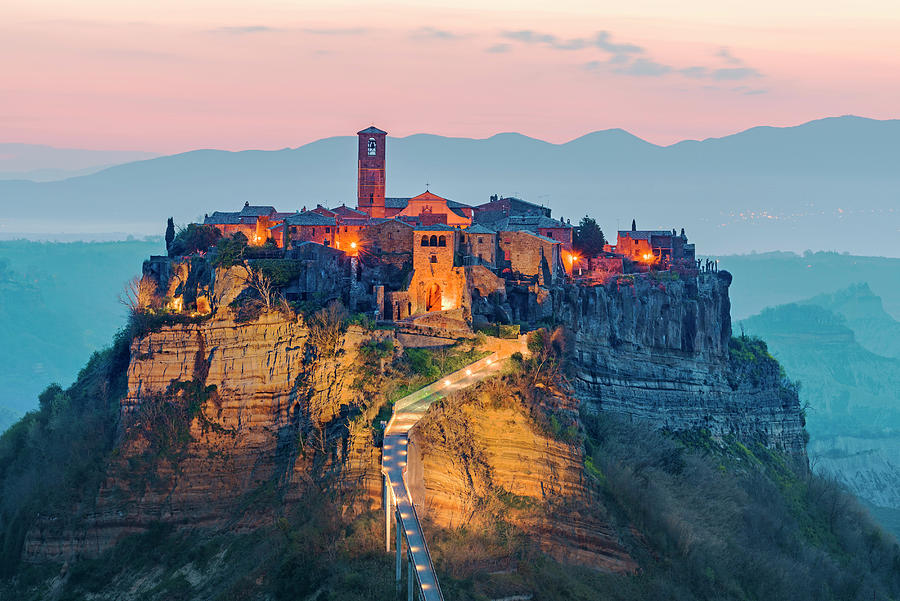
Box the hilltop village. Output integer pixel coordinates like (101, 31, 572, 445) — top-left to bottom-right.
(147, 126, 704, 330)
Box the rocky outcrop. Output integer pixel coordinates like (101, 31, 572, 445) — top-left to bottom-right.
(407, 390, 637, 573)
(23, 313, 383, 561)
(557, 272, 806, 455)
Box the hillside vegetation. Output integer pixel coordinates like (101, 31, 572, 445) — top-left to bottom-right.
(2, 325, 899, 600)
(741, 284, 900, 540)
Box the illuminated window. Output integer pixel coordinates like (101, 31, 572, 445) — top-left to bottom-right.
(368, 137, 376, 156)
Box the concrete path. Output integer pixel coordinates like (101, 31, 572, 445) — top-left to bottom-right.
(382, 340, 524, 601)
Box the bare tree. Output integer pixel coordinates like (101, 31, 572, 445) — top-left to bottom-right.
(241, 261, 276, 310)
(120, 275, 157, 315)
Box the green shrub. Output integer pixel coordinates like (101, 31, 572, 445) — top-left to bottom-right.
(251, 259, 303, 288)
(168, 223, 221, 257)
(212, 233, 248, 268)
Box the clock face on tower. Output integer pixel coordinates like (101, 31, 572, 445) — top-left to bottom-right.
(367, 138, 377, 156)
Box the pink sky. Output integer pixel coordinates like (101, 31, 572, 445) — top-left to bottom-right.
(3, 0, 899, 153)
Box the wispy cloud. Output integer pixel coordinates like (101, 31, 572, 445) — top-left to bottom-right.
(616, 58, 672, 77)
(485, 43, 511, 54)
(717, 47, 743, 65)
(593, 31, 643, 55)
(207, 25, 278, 35)
(501, 29, 643, 57)
(300, 27, 368, 35)
(411, 26, 465, 40)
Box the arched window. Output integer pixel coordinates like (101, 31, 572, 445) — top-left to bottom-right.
(429, 235, 438, 246)
(421, 235, 429, 246)
(438, 236, 446, 247)
(368, 137, 376, 156)
(430, 255, 437, 263)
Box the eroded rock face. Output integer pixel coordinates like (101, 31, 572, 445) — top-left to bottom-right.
(23, 314, 382, 561)
(407, 392, 638, 573)
(558, 273, 806, 455)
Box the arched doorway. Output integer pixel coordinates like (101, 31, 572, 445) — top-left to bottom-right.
(426, 283, 442, 311)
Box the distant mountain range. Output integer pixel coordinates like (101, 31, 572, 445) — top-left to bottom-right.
(1, 116, 898, 256)
(0, 143, 158, 182)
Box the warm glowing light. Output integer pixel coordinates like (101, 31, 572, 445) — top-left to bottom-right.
(465, 369, 472, 376)
(350, 241, 357, 249)
(486, 358, 492, 365)
(642, 253, 654, 261)
(444, 380, 450, 386)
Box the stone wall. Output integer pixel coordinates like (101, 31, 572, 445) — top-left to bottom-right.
(498, 230, 559, 283)
(362, 219, 413, 268)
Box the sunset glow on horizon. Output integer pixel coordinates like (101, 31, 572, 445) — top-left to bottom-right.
(3, 0, 900, 153)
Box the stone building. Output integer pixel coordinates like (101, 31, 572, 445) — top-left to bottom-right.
(498, 230, 563, 285)
(460, 224, 497, 268)
(394, 191, 473, 226)
(204, 202, 278, 244)
(493, 214, 573, 249)
(408, 224, 463, 313)
(473, 195, 551, 224)
(275, 211, 337, 248)
(361, 219, 414, 268)
(612, 224, 696, 268)
(357, 126, 387, 218)
(282, 242, 347, 303)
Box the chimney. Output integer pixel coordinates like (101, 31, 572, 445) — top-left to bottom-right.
(631, 219, 636, 232)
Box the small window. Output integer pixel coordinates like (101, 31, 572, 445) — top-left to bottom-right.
(438, 236, 446, 247)
(325, 227, 330, 233)
(368, 137, 377, 156)
(430, 235, 438, 246)
(478, 237, 483, 244)
(421, 235, 429, 246)
(430, 255, 437, 263)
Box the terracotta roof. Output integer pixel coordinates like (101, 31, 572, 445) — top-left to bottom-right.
(514, 230, 562, 244)
(385, 197, 411, 208)
(237, 202, 277, 217)
(333, 204, 368, 217)
(358, 126, 387, 135)
(204, 211, 242, 225)
(283, 211, 336, 226)
(617, 230, 674, 240)
(409, 191, 448, 202)
(496, 215, 571, 232)
(464, 224, 496, 235)
(413, 224, 459, 232)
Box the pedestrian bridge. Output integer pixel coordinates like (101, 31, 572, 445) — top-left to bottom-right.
(381, 340, 522, 601)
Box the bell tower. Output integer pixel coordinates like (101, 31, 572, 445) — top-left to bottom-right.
(357, 126, 387, 218)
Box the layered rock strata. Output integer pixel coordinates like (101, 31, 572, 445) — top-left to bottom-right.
(556, 272, 806, 454)
(23, 313, 382, 560)
(407, 394, 638, 573)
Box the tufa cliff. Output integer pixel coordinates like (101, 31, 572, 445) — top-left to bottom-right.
(557, 272, 806, 454)
(23, 311, 384, 561)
